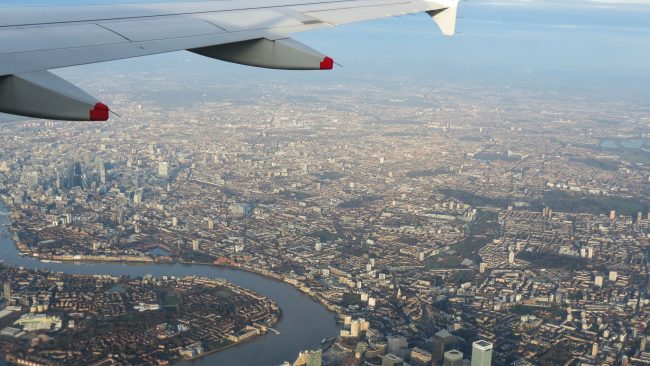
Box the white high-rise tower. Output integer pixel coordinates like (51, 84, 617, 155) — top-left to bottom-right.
(471, 340, 493, 366)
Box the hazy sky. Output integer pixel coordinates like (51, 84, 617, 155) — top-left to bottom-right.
(1, 0, 650, 99)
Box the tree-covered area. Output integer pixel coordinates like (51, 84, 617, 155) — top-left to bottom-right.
(536, 341, 575, 366)
(179, 251, 216, 263)
(440, 188, 648, 217)
(427, 210, 499, 269)
(517, 251, 589, 270)
(340, 293, 364, 307)
(406, 167, 452, 178)
(339, 195, 381, 209)
(569, 157, 620, 172)
(310, 229, 339, 242)
(438, 189, 510, 208)
(510, 304, 564, 318)
(530, 190, 649, 216)
(316, 171, 345, 180)
(474, 152, 521, 162)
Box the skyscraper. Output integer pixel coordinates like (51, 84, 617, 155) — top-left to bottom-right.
(609, 271, 618, 282)
(594, 275, 603, 287)
(443, 350, 463, 366)
(26, 171, 38, 189)
(94, 156, 104, 172)
(230, 203, 251, 218)
(65, 162, 89, 189)
(433, 329, 458, 365)
(158, 161, 169, 179)
(95, 156, 106, 184)
(387, 335, 408, 358)
(3, 282, 11, 299)
(381, 354, 404, 366)
(350, 319, 360, 337)
(471, 340, 493, 366)
(133, 189, 143, 204)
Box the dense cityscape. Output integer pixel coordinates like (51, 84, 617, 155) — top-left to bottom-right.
(0, 267, 279, 365)
(0, 73, 649, 366)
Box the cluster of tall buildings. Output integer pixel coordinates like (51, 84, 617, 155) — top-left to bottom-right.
(379, 337, 492, 366)
(1, 75, 649, 365)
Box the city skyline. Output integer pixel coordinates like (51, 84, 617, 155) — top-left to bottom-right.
(0, 0, 649, 365)
(0, 75, 648, 364)
(0, 0, 648, 123)
(85, 0, 650, 97)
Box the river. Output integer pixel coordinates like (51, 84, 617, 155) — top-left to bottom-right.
(0, 208, 339, 366)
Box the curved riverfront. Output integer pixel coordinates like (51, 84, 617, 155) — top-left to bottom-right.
(0, 209, 339, 366)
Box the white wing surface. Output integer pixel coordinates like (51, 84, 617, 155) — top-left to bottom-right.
(0, 0, 459, 121)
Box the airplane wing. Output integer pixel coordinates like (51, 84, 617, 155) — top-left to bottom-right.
(0, 0, 459, 121)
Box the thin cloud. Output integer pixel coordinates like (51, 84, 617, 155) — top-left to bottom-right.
(470, 0, 650, 9)
(586, 0, 650, 4)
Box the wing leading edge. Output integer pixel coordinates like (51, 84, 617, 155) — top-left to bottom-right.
(0, 0, 459, 121)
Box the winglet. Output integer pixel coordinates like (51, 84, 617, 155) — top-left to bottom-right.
(426, 0, 459, 36)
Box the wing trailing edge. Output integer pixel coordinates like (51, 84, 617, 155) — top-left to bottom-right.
(0, 0, 461, 121)
(191, 38, 333, 70)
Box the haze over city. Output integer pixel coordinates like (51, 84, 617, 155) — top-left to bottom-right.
(4, 0, 650, 104)
(0, 0, 649, 366)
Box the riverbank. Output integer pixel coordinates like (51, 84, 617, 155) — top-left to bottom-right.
(0, 267, 281, 365)
(0, 205, 340, 366)
(10, 222, 342, 315)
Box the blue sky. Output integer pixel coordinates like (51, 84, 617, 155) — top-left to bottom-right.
(1, 0, 650, 99)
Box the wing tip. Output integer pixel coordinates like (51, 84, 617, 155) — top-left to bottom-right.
(90, 102, 110, 121)
(427, 1, 459, 36)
